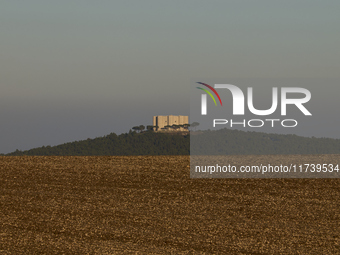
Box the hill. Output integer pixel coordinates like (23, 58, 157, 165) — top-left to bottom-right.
(6, 128, 340, 156)
(6, 131, 189, 156)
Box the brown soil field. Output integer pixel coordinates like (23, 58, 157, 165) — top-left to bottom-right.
(0, 155, 339, 254)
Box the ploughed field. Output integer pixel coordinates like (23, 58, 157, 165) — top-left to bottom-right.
(0, 155, 339, 254)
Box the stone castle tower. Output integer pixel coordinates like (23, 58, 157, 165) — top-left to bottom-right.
(153, 115, 189, 131)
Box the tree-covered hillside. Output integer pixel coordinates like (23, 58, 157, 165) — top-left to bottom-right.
(6, 128, 340, 156)
(7, 131, 189, 156)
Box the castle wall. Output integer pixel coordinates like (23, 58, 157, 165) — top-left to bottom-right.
(153, 115, 189, 131)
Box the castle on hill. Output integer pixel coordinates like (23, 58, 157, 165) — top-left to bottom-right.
(153, 115, 189, 132)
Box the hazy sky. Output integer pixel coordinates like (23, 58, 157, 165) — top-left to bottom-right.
(1, 1, 340, 153)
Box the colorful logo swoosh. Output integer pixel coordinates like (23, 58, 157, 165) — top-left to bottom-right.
(196, 82, 223, 106)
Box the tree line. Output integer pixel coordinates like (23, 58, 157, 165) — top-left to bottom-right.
(131, 123, 197, 132)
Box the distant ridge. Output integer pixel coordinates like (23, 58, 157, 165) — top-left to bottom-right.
(191, 129, 340, 155)
(5, 128, 340, 156)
